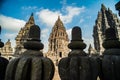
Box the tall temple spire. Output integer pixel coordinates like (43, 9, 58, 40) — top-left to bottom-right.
(47, 15, 69, 58)
(101, 4, 107, 11)
(53, 16, 65, 30)
(27, 13, 35, 24)
(58, 15, 61, 21)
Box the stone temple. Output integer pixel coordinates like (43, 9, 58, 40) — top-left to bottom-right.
(93, 4, 120, 55)
(47, 16, 69, 61)
(47, 16, 69, 80)
(15, 13, 35, 56)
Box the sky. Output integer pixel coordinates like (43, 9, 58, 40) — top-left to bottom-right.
(0, 0, 119, 53)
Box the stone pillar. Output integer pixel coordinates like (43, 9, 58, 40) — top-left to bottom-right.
(101, 28, 120, 80)
(58, 26, 99, 80)
(5, 25, 55, 80)
(0, 26, 9, 80)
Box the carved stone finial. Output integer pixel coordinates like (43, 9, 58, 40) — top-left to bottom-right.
(24, 25, 44, 50)
(5, 24, 55, 80)
(72, 26, 82, 41)
(68, 26, 86, 50)
(58, 26, 99, 80)
(102, 28, 120, 50)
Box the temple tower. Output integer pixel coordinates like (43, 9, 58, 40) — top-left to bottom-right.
(47, 16, 69, 60)
(93, 4, 120, 55)
(15, 13, 35, 55)
(47, 16, 69, 80)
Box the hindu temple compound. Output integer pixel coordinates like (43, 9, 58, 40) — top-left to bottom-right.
(0, 3, 120, 80)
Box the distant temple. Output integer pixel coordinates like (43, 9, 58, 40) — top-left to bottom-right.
(0, 39, 13, 59)
(47, 16, 69, 60)
(93, 4, 120, 55)
(47, 16, 69, 80)
(14, 13, 35, 55)
(88, 44, 97, 55)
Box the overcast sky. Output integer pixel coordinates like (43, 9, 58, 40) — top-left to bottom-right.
(0, 0, 119, 52)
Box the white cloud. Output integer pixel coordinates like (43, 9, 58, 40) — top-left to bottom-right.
(41, 28, 49, 39)
(36, 9, 60, 27)
(41, 28, 50, 53)
(42, 41, 49, 53)
(0, 15, 26, 32)
(62, 6, 85, 23)
(66, 28, 72, 40)
(36, 6, 85, 27)
(4, 33, 16, 38)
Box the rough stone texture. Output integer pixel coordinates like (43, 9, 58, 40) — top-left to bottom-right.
(5, 25, 55, 80)
(93, 4, 120, 55)
(101, 28, 120, 80)
(58, 26, 99, 80)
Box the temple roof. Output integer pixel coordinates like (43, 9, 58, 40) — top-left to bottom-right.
(27, 13, 35, 24)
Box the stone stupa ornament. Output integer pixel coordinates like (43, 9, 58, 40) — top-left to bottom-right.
(101, 28, 120, 80)
(58, 26, 99, 80)
(5, 25, 55, 80)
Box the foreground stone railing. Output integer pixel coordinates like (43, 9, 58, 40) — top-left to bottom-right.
(0, 25, 120, 80)
(101, 28, 120, 80)
(58, 26, 100, 80)
(5, 25, 55, 80)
